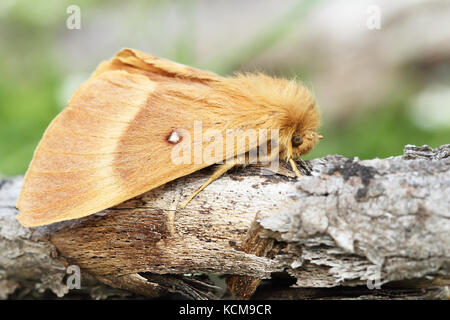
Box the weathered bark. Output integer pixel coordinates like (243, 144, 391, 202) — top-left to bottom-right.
(0, 144, 449, 299)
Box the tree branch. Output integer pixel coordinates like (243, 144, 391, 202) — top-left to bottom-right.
(0, 144, 449, 299)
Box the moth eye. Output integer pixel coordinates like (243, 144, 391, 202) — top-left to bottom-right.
(292, 135, 303, 147)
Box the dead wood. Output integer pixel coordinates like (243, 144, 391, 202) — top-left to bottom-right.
(0, 144, 448, 299)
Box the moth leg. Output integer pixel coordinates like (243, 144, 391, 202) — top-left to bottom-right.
(179, 161, 236, 209)
(287, 141, 302, 178)
(289, 159, 302, 177)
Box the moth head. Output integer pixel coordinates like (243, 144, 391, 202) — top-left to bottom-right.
(290, 130, 323, 159)
(275, 85, 322, 161)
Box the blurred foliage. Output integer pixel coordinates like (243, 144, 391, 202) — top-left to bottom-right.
(0, 0, 102, 176)
(305, 98, 450, 161)
(0, 0, 448, 177)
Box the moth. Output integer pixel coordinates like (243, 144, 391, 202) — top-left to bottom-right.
(16, 48, 322, 227)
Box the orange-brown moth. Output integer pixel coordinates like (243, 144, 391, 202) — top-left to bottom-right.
(16, 48, 322, 227)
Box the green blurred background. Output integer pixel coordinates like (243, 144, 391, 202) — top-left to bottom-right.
(0, 0, 449, 177)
